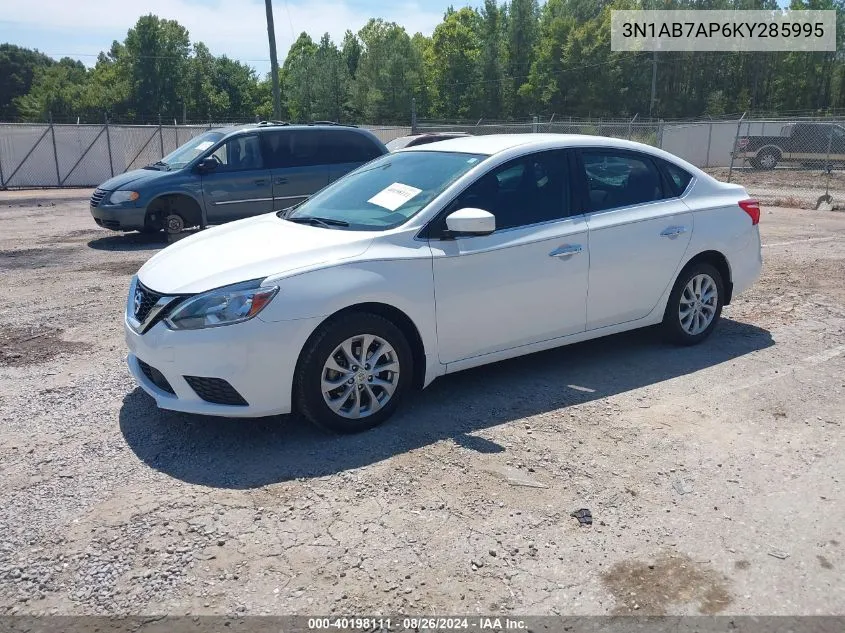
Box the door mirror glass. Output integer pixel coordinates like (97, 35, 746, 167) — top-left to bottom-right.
(445, 208, 496, 236)
(197, 156, 219, 172)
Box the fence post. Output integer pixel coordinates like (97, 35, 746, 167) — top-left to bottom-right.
(0, 139, 5, 188)
(158, 114, 164, 157)
(532, 116, 539, 133)
(597, 118, 603, 136)
(657, 119, 665, 148)
(104, 113, 114, 178)
(727, 111, 746, 183)
(705, 120, 713, 168)
(49, 112, 61, 186)
(411, 98, 417, 134)
(628, 113, 638, 140)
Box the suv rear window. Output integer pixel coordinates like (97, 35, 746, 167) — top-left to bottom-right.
(323, 130, 384, 164)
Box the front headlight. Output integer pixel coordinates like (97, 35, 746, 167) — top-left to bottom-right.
(165, 279, 279, 330)
(109, 190, 140, 204)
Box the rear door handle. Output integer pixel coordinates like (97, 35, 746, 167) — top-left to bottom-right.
(660, 226, 687, 238)
(549, 244, 583, 258)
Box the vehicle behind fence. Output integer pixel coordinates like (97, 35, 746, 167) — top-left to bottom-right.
(1, 116, 842, 210)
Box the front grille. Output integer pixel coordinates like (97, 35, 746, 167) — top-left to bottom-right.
(137, 359, 175, 394)
(184, 376, 248, 406)
(133, 282, 164, 324)
(90, 188, 107, 207)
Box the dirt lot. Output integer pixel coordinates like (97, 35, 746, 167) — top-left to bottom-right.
(0, 192, 844, 617)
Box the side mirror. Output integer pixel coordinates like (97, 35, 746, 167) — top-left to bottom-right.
(197, 156, 218, 172)
(444, 208, 495, 238)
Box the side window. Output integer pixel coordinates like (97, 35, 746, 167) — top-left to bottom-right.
(661, 160, 693, 196)
(581, 151, 665, 211)
(451, 150, 571, 231)
(210, 135, 263, 171)
(289, 131, 321, 167)
(261, 131, 323, 168)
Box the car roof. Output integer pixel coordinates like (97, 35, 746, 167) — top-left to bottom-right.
(218, 123, 369, 136)
(405, 133, 674, 156)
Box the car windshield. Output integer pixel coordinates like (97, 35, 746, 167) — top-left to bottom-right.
(285, 151, 486, 230)
(160, 131, 225, 169)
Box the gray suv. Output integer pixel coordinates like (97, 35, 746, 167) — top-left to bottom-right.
(90, 123, 388, 234)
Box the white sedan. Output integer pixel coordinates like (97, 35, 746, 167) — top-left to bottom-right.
(125, 134, 762, 432)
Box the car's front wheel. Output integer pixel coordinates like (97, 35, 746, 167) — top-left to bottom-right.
(662, 263, 724, 345)
(295, 312, 413, 433)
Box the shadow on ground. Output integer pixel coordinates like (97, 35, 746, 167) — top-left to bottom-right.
(87, 229, 200, 252)
(119, 318, 774, 489)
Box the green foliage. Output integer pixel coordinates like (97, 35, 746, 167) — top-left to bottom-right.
(0, 44, 55, 119)
(3, 0, 845, 124)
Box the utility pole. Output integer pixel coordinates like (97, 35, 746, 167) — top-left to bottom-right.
(649, 48, 657, 118)
(265, 0, 282, 120)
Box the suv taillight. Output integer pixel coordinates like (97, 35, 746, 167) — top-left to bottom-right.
(738, 199, 760, 225)
(737, 137, 749, 149)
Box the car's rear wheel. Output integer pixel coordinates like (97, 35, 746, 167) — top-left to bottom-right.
(295, 312, 412, 433)
(757, 149, 779, 170)
(662, 263, 724, 345)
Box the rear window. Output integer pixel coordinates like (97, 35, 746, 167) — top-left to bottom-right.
(324, 130, 384, 164)
(661, 160, 693, 196)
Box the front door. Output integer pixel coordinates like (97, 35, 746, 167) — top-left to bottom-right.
(576, 149, 692, 330)
(429, 150, 590, 364)
(201, 134, 273, 224)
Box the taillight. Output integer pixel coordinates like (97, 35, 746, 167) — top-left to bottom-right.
(738, 199, 760, 225)
(737, 137, 749, 148)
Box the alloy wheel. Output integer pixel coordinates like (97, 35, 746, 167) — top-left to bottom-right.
(679, 273, 718, 336)
(320, 334, 400, 419)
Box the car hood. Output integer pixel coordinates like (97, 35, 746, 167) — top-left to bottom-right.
(98, 168, 172, 191)
(138, 214, 375, 294)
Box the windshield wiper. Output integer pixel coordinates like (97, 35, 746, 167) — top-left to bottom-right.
(285, 216, 349, 228)
(276, 202, 304, 219)
(144, 160, 170, 171)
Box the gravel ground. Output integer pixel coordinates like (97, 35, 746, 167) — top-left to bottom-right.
(0, 194, 843, 617)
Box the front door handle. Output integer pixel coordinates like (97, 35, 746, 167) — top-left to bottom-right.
(274, 177, 288, 185)
(660, 226, 688, 238)
(549, 244, 583, 258)
(255, 179, 268, 186)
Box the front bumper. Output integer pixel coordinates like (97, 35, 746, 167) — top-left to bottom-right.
(91, 203, 147, 231)
(125, 313, 324, 418)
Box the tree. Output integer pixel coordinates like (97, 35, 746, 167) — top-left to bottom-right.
(0, 44, 55, 119)
(123, 14, 191, 120)
(427, 7, 483, 118)
(506, 0, 539, 116)
(477, 0, 506, 119)
(352, 19, 422, 122)
(14, 58, 89, 121)
(341, 30, 362, 79)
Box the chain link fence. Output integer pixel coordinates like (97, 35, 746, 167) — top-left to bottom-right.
(1, 116, 842, 209)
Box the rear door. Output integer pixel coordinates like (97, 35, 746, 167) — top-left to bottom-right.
(576, 149, 692, 330)
(262, 130, 330, 211)
(201, 134, 273, 224)
(324, 130, 385, 183)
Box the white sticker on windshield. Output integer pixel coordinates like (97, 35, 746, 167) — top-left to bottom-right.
(367, 182, 422, 211)
(195, 141, 214, 151)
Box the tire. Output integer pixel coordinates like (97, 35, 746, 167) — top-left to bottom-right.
(294, 312, 413, 433)
(661, 262, 724, 346)
(757, 149, 779, 170)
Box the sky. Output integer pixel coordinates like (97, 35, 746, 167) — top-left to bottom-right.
(0, 0, 476, 76)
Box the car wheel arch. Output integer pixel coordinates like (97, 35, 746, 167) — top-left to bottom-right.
(145, 193, 203, 229)
(677, 250, 733, 305)
(293, 302, 428, 395)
